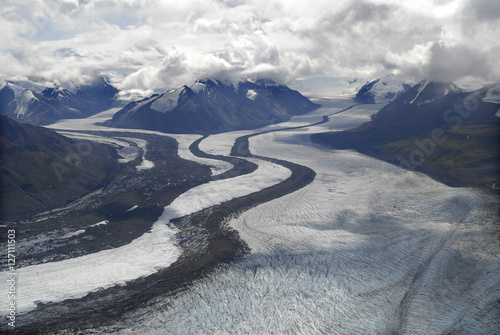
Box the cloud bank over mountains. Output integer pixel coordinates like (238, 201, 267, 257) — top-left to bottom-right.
(1, 0, 499, 95)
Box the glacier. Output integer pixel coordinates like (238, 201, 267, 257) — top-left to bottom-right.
(5, 99, 499, 334)
(89, 100, 500, 334)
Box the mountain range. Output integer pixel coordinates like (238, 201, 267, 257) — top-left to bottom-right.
(105, 79, 320, 134)
(0, 77, 118, 126)
(313, 81, 500, 190)
(1, 75, 499, 221)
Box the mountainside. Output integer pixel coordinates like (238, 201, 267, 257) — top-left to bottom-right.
(355, 74, 411, 104)
(313, 81, 500, 190)
(0, 115, 117, 220)
(105, 79, 320, 134)
(0, 77, 118, 126)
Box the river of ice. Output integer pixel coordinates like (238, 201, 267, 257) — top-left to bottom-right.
(0, 101, 394, 318)
(102, 100, 500, 334)
(3, 100, 499, 333)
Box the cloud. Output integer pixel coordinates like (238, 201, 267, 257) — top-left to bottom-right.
(0, 0, 499, 94)
(464, 0, 500, 22)
(422, 43, 492, 82)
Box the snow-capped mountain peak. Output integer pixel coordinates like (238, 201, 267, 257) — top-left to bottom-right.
(150, 87, 185, 113)
(355, 74, 411, 104)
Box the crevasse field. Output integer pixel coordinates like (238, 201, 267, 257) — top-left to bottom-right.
(95, 101, 499, 334)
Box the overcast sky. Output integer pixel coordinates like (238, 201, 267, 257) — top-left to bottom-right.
(1, 0, 499, 94)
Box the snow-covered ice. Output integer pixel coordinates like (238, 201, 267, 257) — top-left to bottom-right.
(46, 108, 122, 131)
(58, 132, 141, 164)
(190, 82, 206, 93)
(174, 134, 233, 176)
(199, 129, 255, 156)
(59, 132, 154, 168)
(156, 156, 291, 223)
(0, 222, 180, 314)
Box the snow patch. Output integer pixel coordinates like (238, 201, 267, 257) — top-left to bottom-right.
(246, 89, 258, 100)
(136, 159, 155, 171)
(90, 220, 109, 227)
(61, 230, 85, 239)
(190, 82, 206, 93)
(483, 84, 500, 104)
(126, 205, 138, 212)
(150, 89, 182, 113)
(409, 80, 428, 104)
(14, 89, 38, 118)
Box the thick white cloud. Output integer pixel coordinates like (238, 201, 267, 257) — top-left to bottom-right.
(0, 0, 499, 93)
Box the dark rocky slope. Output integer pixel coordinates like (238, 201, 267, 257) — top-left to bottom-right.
(313, 81, 500, 190)
(0, 115, 117, 220)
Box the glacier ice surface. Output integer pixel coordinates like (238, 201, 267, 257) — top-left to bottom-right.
(94, 102, 500, 335)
